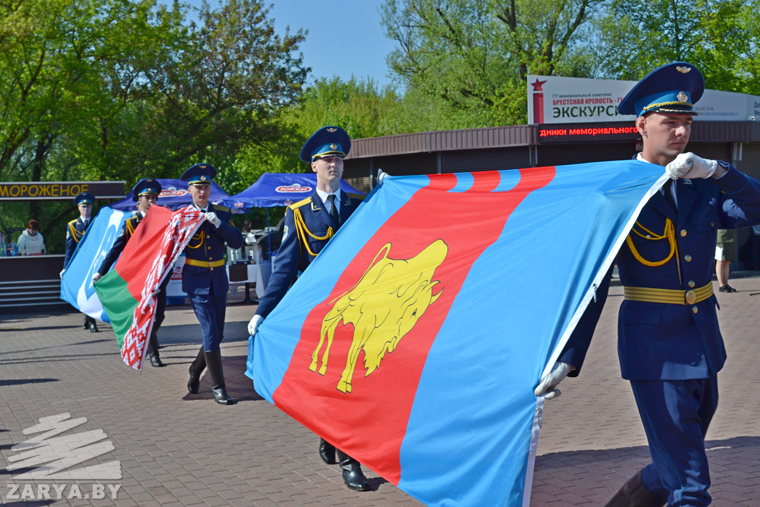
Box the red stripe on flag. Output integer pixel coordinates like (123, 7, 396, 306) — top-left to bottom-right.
(114, 206, 173, 300)
(272, 167, 556, 483)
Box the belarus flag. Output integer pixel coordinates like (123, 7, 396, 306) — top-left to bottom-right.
(95, 206, 204, 370)
(247, 160, 667, 506)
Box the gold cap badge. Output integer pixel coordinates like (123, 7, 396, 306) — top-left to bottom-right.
(676, 66, 691, 74)
(677, 91, 688, 102)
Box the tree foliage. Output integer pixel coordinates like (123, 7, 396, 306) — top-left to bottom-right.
(380, 0, 603, 125)
(0, 0, 307, 250)
(590, 0, 760, 94)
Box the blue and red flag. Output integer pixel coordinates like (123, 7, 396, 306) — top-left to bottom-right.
(248, 160, 667, 506)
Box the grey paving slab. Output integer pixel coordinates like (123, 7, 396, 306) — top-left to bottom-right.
(1, 276, 760, 506)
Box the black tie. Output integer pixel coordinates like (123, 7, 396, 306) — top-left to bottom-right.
(664, 179, 677, 212)
(327, 194, 339, 227)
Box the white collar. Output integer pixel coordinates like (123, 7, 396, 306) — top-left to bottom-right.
(636, 153, 660, 165)
(316, 188, 341, 204)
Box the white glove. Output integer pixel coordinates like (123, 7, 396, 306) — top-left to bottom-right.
(59, 269, 65, 279)
(665, 153, 718, 180)
(534, 361, 575, 400)
(248, 314, 264, 336)
(205, 211, 221, 228)
(92, 273, 102, 283)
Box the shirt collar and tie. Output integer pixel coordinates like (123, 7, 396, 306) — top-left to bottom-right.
(637, 153, 677, 209)
(316, 189, 341, 224)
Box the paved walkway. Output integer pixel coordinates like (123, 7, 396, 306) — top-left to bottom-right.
(1, 277, 759, 506)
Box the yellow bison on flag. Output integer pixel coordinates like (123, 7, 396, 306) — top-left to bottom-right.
(310, 239, 448, 393)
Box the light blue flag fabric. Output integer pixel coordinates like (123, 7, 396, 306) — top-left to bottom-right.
(247, 160, 667, 506)
(60, 208, 130, 323)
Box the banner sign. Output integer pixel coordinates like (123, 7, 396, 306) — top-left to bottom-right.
(528, 74, 760, 125)
(0, 181, 125, 201)
(538, 123, 641, 143)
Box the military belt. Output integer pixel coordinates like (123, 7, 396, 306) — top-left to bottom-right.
(623, 283, 713, 305)
(184, 258, 225, 269)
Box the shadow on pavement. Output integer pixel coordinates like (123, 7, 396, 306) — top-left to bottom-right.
(0, 353, 119, 366)
(154, 322, 250, 347)
(0, 338, 112, 357)
(181, 354, 263, 403)
(535, 435, 760, 471)
(0, 378, 58, 387)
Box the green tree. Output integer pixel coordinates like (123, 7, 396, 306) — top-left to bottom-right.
(0, 0, 308, 250)
(380, 0, 603, 126)
(590, 0, 760, 94)
(0, 0, 186, 180)
(293, 76, 407, 138)
(124, 0, 308, 184)
(0, 0, 190, 245)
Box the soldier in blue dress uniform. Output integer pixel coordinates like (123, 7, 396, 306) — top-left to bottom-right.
(248, 126, 371, 491)
(63, 192, 99, 333)
(535, 62, 760, 506)
(182, 163, 243, 405)
(93, 179, 166, 367)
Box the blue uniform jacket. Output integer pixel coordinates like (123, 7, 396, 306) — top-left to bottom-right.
(256, 190, 362, 318)
(97, 213, 142, 276)
(64, 217, 91, 268)
(181, 204, 243, 296)
(560, 164, 760, 380)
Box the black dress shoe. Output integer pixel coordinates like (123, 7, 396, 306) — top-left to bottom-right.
(149, 355, 164, 367)
(82, 316, 89, 329)
(212, 387, 234, 405)
(340, 460, 371, 491)
(187, 364, 200, 394)
(319, 439, 336, 464)
(89, 322, 99, 333)
(719, 285, 737, 293)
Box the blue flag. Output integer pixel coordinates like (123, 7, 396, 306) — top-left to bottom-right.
(248, 160, 667, 506)
(60, 207, 130, 323)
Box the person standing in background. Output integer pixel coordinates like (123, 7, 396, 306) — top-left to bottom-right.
(63, 192, 98, 333)
(715, 228, 737, 293)
(18, 220, 46, 255)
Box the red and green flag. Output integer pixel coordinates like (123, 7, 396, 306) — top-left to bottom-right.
(94, 205, 204, 370)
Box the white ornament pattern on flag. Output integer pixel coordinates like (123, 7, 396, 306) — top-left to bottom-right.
(121, 208, 205, 370)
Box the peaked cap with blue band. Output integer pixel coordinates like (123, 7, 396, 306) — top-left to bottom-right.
(74, 192, 95, 206)
(618, 62, 705, 117)
(181, 163, 217, 185)
(299, 126, 351, 162)
(132, 178, 162, 201)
